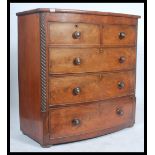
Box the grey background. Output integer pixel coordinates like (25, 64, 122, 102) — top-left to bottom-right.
(10, 3, 144, 152)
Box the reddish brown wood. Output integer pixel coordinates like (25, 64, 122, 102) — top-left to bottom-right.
(48, 22, 100, 45)
(49, 47, 136, 74)
(45, 13, 138, 26)
(103, 25, 136, 46)
(49, 122, 133, 145)
(48, 95, 135, 144)
(49, 70, 135, 106)
(18, 14, 44, 145)
(17, 9, 140, 147)
(16, 8, 140, 19)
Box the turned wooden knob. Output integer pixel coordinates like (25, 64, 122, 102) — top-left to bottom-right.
(119, 56, 126, 63)
(73, 57, 81, 65)
(118, 81, 125, 89)
(73, 87, 81, 95)
(72, 118, 81, 126)
(116, 108, 124, 116)
(119, 32, 126, 39)
(72, 31, 81, 39)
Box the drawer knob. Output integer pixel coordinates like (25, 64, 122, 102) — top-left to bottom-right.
(72, 118, 81, 126)
(118, 81, 125, 89)
(119, 56, 126, 63)
(73, 87, 81, 95)
(119, 32, 126, 39)
(116, 108, 124, 116)
(73, 57, 81, 65)
(72, 31, 81, 39)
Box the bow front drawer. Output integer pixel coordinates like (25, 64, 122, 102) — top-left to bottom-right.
(49, 96, 135, 139)
(49, 47, 136, 74)
(48, 22, 100, 45)
(49, 70, 135, 106)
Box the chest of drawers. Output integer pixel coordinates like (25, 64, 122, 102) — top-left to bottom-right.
(17, 8, 140, 147)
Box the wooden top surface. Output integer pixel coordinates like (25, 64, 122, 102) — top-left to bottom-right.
(16, 8, 141, 18)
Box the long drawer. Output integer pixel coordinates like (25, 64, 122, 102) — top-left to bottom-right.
(49, 70, 135, 106)
(49, 95, 135, 139)
(49, 47, 136, 74)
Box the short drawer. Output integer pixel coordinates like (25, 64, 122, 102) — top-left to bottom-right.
(49, 47, 136, 74)
(103, 25, 136, 46)
(48, 22, 100, 45)
(49, 70, 135, 105)
(49, 95, 135, 139)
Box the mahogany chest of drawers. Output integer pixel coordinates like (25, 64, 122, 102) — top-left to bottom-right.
(17, 8, 140, 147)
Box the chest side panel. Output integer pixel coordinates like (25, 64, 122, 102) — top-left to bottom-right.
(18, 14, 43, 144)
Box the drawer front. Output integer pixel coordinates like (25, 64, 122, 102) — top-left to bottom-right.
(49, 47, 136, 74)
(49, 71, 135, 105)
(49, 96, 135, 139)
(103, 25, 136, 46)
(48, 22, 100, 45)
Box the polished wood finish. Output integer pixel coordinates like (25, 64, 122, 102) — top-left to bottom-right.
(49, 71, 135, 105)
(49, 95, 135, 139)
(49, 22, 100, 45)
(18, 14, 44, 145)
(103, 25, 136, 46)
(16, 8, 140, 18)
(45, 13, 138, 26)
(17, 8, 140, 147)
(49, 47, 136, 74)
